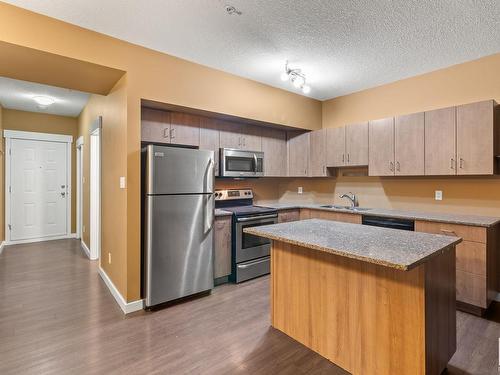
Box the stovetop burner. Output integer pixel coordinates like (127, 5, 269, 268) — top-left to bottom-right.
(221, 205, 277, 217)
(214, 188, 277, 218)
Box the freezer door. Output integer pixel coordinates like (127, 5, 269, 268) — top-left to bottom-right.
(146, 145, 214, 195)
(144, 193, 214, 307)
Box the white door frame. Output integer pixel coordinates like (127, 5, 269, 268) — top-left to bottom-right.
(90, 118, 101, 260)
(76, 136, 84, 240)
(4, 130, 73, 244)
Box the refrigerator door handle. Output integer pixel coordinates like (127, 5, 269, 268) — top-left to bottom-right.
(204, 195, 214, 234)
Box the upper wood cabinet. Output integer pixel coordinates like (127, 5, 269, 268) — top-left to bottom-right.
(261, 128, 287, 176)
(346, 122, 369, 166)
(141, 108, 170, 144)
(368, 117, 394, 176)
(425, 107, 457, 175)
(326, 127, 345, 167)
(170, 112, 200, 146)
(199, 117, 221, 175)
(456, 100, 496, 175)
(219, 121, 261, 151)
(394, 112, 424, 175)
(309, 129, 328, 177)
(287, 131, 309, 177)
(326, 123, 368, 167)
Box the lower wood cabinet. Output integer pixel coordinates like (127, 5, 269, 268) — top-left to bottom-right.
(415, 220, 497, 312)
(214, 216, 231, 279)
(278, 209, 300, 223)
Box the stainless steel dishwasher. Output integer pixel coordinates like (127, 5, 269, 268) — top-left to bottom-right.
(361, 215, 415, 231)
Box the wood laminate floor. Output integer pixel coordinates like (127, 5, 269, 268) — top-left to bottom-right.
(0, 239, 498, 375)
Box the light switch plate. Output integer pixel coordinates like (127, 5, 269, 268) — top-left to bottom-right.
(119, 176, 126, 189)
(435, 190, 443, 201)
(298, 187, 303, 194)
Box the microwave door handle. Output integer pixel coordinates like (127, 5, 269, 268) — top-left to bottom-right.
(253, 153, 258, 174)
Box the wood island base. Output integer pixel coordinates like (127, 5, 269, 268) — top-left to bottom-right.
(270, 241, 457, 375)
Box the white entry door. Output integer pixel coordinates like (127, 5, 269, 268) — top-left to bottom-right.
(10, 139, 68, 241)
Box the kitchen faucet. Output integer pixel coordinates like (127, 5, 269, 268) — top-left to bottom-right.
(339, 192, 358, 208)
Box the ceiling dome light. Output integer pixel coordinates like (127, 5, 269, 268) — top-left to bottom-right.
(302, 85, 311, 94)
(33, 96, 55, 107)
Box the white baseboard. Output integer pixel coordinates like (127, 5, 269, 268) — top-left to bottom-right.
(4, 233, 77, 246)
(81, 241, 91, 259)
(0, 241, 5, 255)
(98, 267, 144, 314)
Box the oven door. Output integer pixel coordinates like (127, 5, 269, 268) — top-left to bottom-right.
(235, 214, 277, 263)
(220, 148, 264, 177)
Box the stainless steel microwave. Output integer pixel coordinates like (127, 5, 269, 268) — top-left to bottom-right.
(219, 148, 264, 177)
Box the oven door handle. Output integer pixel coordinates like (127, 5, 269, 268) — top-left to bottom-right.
(253, 153, 258, 174)
(237, 214, 277, 222)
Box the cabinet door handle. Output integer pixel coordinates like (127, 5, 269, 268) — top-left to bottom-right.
(459, 158, 464, 169)
(450, 158, 454, 169)
(347, 153, 350, 163)
(389, 161, 394, 172)
(163, 128, 169, 138)
(342, 154, 345, 163)
(238, 136, 241, 147)
(440, 229, 457, 236)
(171, 128, 175, 139)
(396, 161, 400, 172)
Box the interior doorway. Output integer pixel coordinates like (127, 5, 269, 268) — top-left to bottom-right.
(76, 136, 84, 241)
(89, 118, 102, 260)
(4, 131, 72, 244)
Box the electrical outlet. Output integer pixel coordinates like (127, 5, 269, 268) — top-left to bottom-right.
(298, 187, 303, 194)
(108, 252, 112, 264)
(119, 176, 126, 189)
(435, 190, 443, 201)
(82, 225, 85, 233)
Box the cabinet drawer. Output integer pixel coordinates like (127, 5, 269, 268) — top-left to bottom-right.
(456, 270, 487, 308)
(311, 209, 362, 224)
(456, 241, 486, 276)
(278, 209, 300, 223)
(415, 221, 486, 243)
(299, 208, 311, 220)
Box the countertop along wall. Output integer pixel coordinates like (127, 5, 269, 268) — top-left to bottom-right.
(2, 109, 78, 235)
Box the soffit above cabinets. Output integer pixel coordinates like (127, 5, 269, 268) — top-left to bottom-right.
(4, 1, 500, 100)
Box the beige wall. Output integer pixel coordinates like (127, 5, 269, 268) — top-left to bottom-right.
(4, 1, 500, 303)
(0, 104, 3, 241)
(77, 77, 127, 294)
(2, 109, 78, 235)
(0, 2, 321, 301)
(316, 53, 500, 217)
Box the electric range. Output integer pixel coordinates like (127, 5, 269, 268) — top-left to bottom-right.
(215, 189, 278, 283)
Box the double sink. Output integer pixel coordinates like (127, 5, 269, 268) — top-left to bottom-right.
(319, 205, 372, 212)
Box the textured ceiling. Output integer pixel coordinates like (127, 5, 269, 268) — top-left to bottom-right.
(4, 0, 500, 100)
(0, 77, 90, 117)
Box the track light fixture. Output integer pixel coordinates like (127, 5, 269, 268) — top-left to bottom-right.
(280, 61, 311, 94)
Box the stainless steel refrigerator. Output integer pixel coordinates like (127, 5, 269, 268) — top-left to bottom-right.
(143, 145, 215, 307)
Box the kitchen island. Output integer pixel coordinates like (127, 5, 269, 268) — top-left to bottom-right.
(244, 219, 462, 375)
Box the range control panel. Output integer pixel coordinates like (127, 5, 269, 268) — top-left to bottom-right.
(214, 189, 253, 201)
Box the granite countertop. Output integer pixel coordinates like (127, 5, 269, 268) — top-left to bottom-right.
(244, 219, 461, 271)
(215, 209, 232, 217)
(256, 201, 500, 227)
